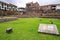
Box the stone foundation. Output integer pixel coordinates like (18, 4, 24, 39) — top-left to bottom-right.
(0, 17, 18, 22)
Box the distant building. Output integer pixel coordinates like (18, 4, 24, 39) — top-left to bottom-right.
(26, 2, 40, 11)
(18, 7, 26, 12)
(0, 1, 8, 11)
(8, 4, 17, 11)
(0, 1, 60, 18)
(26, 2, 60, 13)
(17, 7, 26, 15)
(0, 1, 18, 16)
(40, 4, 60, 13)
(0, 1, 17, 11)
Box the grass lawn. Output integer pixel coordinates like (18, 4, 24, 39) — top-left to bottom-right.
(0, 18, 60, 40)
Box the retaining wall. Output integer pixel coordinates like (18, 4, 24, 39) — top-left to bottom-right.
(0, 17, 18, 22)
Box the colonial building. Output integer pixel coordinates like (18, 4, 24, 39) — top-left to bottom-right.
(0, 1, 17, 11)
(40, 4, 60, 13)
(22, 2, 60, 18)
(26, 2, 60, 13)
(0, 1, 60, 18)
(0, 1, 17, 16)
(17, 7, 26, 15)
(8, 4, 17, 11)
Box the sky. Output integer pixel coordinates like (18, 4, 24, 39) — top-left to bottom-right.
(0, 0, 60, 7)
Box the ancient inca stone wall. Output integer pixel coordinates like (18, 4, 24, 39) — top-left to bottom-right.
(0, 17, 18, 22)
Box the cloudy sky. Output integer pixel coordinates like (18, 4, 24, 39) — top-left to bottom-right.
(0, 0, 60, 7)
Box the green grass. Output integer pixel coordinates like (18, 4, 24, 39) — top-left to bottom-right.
(0, 18, 60, 40)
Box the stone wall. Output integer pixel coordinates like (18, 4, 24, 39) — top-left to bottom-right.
(0, 17, 18, 22)
(40, 11, 60, 19)
(16, 11, 60, 19)
(0, 10, 18, 16)
(16, 11, 41, 18)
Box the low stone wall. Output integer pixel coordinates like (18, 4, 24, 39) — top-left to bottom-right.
(0, 17, 18, 22)
(40, 12, 60, 19)
(40, 16, 60, 19)
(14, 11, 60, 19)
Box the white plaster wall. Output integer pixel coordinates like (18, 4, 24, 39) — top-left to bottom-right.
(56, 6, 60, 10)
(0, 3, 2, 6)
(0, 3, 2, 9)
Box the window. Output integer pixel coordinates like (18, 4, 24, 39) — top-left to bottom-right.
(0, 6, 1, 9)
(23, 12, 26, 15)
(2, 3, 4, 8)
(5, 7, 6, 11)
(52, 6, 56, 10)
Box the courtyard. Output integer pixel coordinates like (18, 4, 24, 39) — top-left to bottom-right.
(0, 18, 60, 40)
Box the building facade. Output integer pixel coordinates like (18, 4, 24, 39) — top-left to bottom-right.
(0, 1, 17, 16)
(26, 2, 60, 13)
(26, 2, 40, 12)
(21, 2, 60, 18)
(40, 4, 60, 13)
(0, 1, 60, 18)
